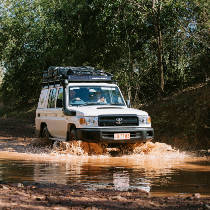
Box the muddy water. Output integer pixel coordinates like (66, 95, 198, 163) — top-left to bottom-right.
(0, 141, 209, 196)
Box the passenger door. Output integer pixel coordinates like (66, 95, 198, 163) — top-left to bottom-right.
(46, 87, 57, 137)
(54, 87, 67, 139)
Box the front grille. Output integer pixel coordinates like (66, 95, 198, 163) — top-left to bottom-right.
(98, 115, 138, 126)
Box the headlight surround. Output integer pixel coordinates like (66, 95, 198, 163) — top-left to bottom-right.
(138, 115, 151, 125)
(79, 116, 98, 126)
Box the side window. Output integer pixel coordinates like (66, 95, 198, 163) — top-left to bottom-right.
(47, 88, 57, 108)
(56, 88, 63, 108)
(38, 88, 48, 108)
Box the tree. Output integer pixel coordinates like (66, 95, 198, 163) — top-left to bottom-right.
(0, 0, 209, 108)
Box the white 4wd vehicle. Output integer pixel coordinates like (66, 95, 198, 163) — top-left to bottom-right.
(35, 66, 154, 146)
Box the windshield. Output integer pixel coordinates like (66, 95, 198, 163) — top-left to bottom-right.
(69, 86, 125, 106)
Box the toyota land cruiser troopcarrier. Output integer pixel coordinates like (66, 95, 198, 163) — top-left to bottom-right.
(35, 66, 154, 146)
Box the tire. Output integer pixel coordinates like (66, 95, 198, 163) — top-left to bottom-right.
(41, 126, 50, 139)
(68, 127, 77, 141)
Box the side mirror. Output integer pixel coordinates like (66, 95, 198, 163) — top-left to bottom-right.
(126, 100, 131, 108)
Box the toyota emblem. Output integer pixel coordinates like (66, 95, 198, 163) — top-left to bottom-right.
(116, 117, 123, 125)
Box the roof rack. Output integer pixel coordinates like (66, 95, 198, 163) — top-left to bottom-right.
(42, 66, 113, 86)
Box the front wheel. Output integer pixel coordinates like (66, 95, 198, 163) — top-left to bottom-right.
(68, 127, 77, 141)
(41, 126, 50, 139)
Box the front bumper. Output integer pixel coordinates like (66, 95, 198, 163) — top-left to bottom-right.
(76, 127, 154, 143)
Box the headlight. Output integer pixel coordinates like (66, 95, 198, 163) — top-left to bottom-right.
(138, 115, 151, 125)
(79, 116, 98, 126)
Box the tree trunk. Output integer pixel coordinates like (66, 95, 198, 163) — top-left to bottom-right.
(152, 0, 164, 94)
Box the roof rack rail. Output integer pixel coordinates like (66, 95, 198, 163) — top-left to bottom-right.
(42, 66, 113, 86)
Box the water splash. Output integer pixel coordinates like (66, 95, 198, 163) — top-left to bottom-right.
(133, 141, 175, 154)
(52, 141, 107, 156)
(50, 140, 188, 159)
(0, 138, 190, 163)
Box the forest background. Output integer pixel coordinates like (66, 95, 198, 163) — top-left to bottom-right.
(0, 0, 209, 149)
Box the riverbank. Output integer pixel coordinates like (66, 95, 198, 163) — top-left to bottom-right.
(0, 181, 210, 210)
(142, 83, 210, 150)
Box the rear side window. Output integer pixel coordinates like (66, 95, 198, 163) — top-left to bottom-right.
(38, 89, 48, 108)
(48, 88, 57, 108)
(56, 88, 63, 108)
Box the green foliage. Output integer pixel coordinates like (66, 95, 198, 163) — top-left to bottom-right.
(0, 0, 209, 108)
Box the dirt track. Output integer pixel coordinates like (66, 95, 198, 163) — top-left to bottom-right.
(0, 118, 210, 209)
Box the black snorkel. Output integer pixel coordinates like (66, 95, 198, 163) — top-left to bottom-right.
(61, 77, 76, 116)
